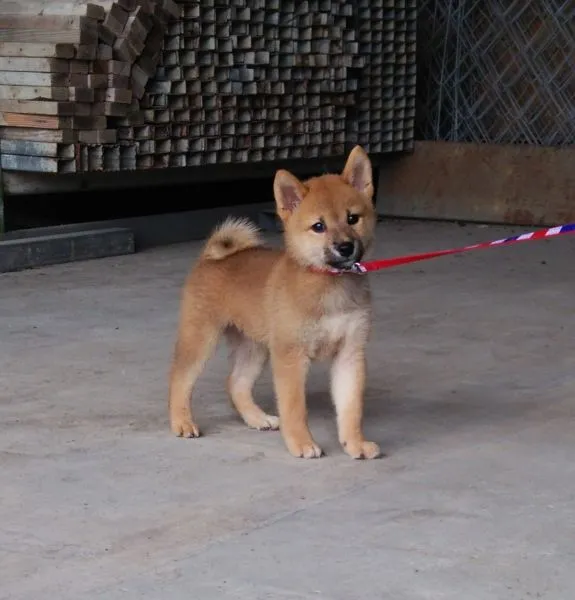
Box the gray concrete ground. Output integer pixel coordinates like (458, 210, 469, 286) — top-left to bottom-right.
(1, 220, 574, 600)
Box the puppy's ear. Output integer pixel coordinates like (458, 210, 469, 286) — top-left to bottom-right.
(274, 169, 307, 219)
(341, 145, 374, 199)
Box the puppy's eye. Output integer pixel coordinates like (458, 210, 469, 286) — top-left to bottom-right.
(311, 222, 326, 233)
(347, 213, 360, 225)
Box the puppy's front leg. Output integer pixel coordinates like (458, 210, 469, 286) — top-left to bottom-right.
(271, 346, 322, 458)
(331, 344, 381, 459)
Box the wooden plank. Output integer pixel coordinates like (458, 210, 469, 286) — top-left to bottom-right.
(0, 126, 76, 142)
(68, 73, 107, 87)
(0, 113, 105, 131)
(0, 71, 69, 86)
(0, 57, 70, 73)
(0, 114, 106, 131)
(72, 102, 93, 117)
(93, 59, 131, 76)
(125, 9, 153, 42)
(160, 0, 180, 20)
(97, 44, 113, 59)
(71, 115, 106, 129)
(0, 113, 66, 129)
(69, 60, 93, 74)
(117, 0, 138, 10)
(0, 85, 76, 101)
(0, 85, 95, 102)
(0, 17, 98, 44)
(78, 128, 117, 143)
(100, 3, 130, 43)
(94, 87, 132, 103)
(0, 42, 76, 58)
(69, 87, 95, 102)
(0, 15, 89, 30)
(0, 2, 113, 17)
(0, 100, 76, 115)
(113, 36, 141, 62)
(0, 30, 89, 44)
(76, 44, 98, 59)
(91, 101, 129, 116)
(0, 139, 75, 158)
(1, 154, 62, 173)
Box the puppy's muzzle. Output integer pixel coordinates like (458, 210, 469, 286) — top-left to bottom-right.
(327, 240, 364, 268)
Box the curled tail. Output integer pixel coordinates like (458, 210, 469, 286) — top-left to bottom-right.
(200, 217, 264, 261)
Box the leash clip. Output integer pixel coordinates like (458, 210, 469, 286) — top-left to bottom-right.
(349, 262, 367, 275)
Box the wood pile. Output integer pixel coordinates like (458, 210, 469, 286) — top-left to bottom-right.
(0, 0, 416, 174)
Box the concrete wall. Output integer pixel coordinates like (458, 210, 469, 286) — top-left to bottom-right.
(377, 141, 575, 226)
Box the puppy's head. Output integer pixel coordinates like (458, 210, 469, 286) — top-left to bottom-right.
(273, 145, 376, 271)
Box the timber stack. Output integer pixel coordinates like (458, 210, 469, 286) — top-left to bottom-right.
(0, 0, 417, 174)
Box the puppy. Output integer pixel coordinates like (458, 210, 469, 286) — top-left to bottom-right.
(168, 145, 380, 459)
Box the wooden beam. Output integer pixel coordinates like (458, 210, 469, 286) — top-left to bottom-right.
(0, 57, 70, 72)
(0, 16, 98, 44)
(0, 71, 69, 86)
(0, 126, 77, 142)
(0, 100, 77, 115)
(0, 42, 76, 58)
(0, 153, 76, 173)
(0, 139, 75, 158)
(0, 113, 64, 128)
(0, 1, 113, 17)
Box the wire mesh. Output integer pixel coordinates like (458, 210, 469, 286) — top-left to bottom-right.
(416, 0, 575, 146)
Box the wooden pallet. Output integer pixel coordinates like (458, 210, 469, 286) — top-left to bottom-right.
(0, 0, 417, 173)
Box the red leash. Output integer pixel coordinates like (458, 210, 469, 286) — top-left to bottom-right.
(334, 223, 575, 275)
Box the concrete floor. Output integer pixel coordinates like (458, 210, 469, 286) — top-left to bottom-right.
(1, 219, 574, 600)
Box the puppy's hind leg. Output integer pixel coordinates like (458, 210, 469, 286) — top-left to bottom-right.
(226, 329, 279, 431)
(169, 318, 220, 438)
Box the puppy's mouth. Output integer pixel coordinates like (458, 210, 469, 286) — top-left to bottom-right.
(325, 241, 364, 270)
(326, 258, 358, 271)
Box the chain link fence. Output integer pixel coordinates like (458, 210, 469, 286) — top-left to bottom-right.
(416, 0, 575, 146)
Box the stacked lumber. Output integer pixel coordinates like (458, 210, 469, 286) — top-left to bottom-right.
(0, 0, 178, 173)
(119, 0, 364, 169)
(0, 0, 417, 174)
(353, 0, 417, 154)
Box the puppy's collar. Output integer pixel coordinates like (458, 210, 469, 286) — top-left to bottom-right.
(309, 262, 367, 276)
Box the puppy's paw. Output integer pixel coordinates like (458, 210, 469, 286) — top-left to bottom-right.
(343, 439, 381, 460)
(171, 418, 201, 438)
(285, 435, 324, 459)
(243, 411, 280, 431)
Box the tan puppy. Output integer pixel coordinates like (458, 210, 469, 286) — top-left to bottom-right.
(168, 145, 381, 459)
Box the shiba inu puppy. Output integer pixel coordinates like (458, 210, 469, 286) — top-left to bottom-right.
(169, 145, 381, 459)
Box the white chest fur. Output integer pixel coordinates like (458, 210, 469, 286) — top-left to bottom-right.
(304, 308, 370, 361)
(297, 276, 371, 360)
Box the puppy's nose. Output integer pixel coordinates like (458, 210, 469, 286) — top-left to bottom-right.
(336, 241, 355, 258)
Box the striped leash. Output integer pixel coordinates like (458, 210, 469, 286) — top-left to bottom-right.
(336, 223, 575, 275)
